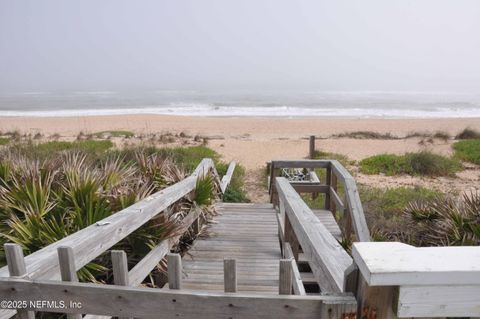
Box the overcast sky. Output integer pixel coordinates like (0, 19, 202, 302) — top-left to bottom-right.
(1, 0, 479, 93)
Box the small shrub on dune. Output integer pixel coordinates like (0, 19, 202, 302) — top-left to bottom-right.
(359, 151, 461, 177)
(455, 128, 480, 140)
(453, 139, 480, 165)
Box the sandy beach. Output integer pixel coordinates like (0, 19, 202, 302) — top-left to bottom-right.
(1, 115, 479, 201)
(1, 115, 480, 166)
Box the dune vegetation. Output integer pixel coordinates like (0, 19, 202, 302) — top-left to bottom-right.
(359, 151, 462, 177)
(0, 138, 247, 284)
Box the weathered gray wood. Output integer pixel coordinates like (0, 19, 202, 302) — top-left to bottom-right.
(223, 258, 237, 293)
(353, 242, 480, 285)
(329, 173, 338, 212)
(111, 250, 130, 319)
(220, 161, 236, 193)
(309, 135, 315, 159)
(290, 183, 329, 194)
(395, 284, 480, 317)
(325, 166, 332, 210)
(279, 259, 293, 295)
(57, 247, 82, 319)
(4, 244, 35, 319)
(276, 177, 353, 293)
(183, 203, 282, 294)
(355, 275, 397, 319)
(167, 253, 182, 290)
(283, 243, 306, 296)
(330, 160, 370, 242)
(283, 215, 299, 260)
(112, 251, 129, 286)
(0, 277, 357, 319)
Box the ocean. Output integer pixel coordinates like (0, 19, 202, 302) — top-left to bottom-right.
(0, 90, 479, 118)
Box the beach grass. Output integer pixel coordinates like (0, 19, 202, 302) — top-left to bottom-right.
(332, 131, 398, 140)
(0, 137, 10, 145)
(453, 139, 480, 164)
(92, 130, 135, 138)
(359, 151, 461, 176)
(455, 127, 480, 140)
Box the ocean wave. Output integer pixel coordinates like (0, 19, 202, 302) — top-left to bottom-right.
(0, 104, 479, 118)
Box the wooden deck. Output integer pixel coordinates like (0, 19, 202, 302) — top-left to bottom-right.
(182, 203, 281, 294)
(181, 202, 343, 294)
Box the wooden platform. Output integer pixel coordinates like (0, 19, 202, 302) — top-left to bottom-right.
(182, 203, 282, 294)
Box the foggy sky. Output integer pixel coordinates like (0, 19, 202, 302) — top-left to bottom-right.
(1, 0, 480, 92)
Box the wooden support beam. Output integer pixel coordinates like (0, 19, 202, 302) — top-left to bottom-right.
(4, 244, 35, 319)
(167, 253, 182, 290)
(279, 259, 293, 295)
(111, 250, 130, 319)
(57, 247, 82, 319)
(223, 258, 237, 293)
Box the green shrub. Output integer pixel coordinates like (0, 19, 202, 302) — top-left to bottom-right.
(453, 139, 480, 164)
(360, 151, 461, 176)
(332, 131, 398, 140)
(455, 128, 480, 140)
(194, 175, 214, 206)
(0, 138, 10, 145)
(360, 186, 443, 242)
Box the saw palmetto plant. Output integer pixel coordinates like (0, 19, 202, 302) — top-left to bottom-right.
(403, 191, 480, 246)
(0, 143, 220, 284)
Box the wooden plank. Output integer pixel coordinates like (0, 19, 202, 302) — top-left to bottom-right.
(284, 243, 306, 296)
(4, 244, 35, 319)
(0, 278, 357, 319)
(395, 284, 480, 317)
(353, 242, 480, 286)
(279, 259, 293, 295)
(276, 177, 353, 293)
(223, 259, 237, 293)
(57, 247, 82, 319)
(290, 183, 329, 194)
(112, 251, 129, 287)
(220, 162, 236, 193)
(167, 254, 182, 290)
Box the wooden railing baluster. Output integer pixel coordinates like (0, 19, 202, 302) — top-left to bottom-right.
(167, 253, 182, 290)
(4, 244, 35, 319)
(223, 258, 237, 293)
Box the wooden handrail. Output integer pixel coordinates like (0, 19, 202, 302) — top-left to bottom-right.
(276, 177, 353, 293)
(269, 160, 370, 242)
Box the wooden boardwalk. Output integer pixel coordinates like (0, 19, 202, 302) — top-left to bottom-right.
(182, 203, 281, 294)
(181, 202, 343, 294)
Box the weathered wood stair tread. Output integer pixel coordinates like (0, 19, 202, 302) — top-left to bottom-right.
(181, 203, 282, 294)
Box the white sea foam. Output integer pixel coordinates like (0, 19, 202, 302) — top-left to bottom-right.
(0, 91, 479, 118)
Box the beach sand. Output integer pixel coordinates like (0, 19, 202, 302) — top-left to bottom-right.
(1, 115, 479, 201)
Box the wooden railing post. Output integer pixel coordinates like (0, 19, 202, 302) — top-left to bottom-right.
(4, 244, 35, 319)
(309, 135, 316, 159)
(111, 250, 130, 319)
(223, 258, 237, 293)
(325, 165, 332, 210)
(329, 173, 338, 213)
(167, 253, 182, 289)
(279, 259, 293, 295)
(57, 246, 82, 319)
